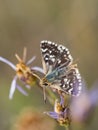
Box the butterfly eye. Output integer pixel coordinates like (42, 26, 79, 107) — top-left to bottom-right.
(43, 83, 49, 86)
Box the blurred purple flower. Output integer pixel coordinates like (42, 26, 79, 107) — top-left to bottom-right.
(70, 80, 98, 122)
(0, 49, 43, 99)
(44, 96, 71, 127)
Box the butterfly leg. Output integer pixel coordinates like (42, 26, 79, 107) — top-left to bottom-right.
(43, 86, 47, 103)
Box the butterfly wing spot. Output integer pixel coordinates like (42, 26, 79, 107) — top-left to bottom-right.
(70, 83, 73, 86)
(57, 59, 61, 64)
(51, 57, 55, 63)
(49, 50, 52, 53)
(41, 40, 48, 44)
(45, 57, 49, 61)
(58, 45, 65, 51)
(41, 48, 48, 53)
(68, 88, 73, 95)
(51, 42, 55, 45)
(47, 41, 52, 44)
(50, 55, 55, 58)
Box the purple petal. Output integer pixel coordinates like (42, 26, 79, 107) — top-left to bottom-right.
(44, 111, 59, 119)
(25, 84, 31, 89)
(64, 108, 67, 113)
(60, 95, 64, 106)
(16, 85, 28, 96)
(70, 93, 90, 121)
(81, 78, 88, 93)
(31, 66, 44, 74)
(0, 57, 16, 70)
(9, 76, 17, 99)
(26, 56, 36, 65)
(89, 81, 98, 106)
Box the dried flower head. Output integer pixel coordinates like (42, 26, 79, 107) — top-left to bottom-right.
(0, 48, 43, 99)
(12, 108, 55, 130)
(70, 81, 98, 123)
(44, 96, 71, 127)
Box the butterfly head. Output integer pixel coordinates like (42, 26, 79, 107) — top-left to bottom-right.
(40, 77, 51, 88)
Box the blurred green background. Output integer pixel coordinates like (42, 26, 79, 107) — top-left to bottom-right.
(0, 0, 98, 130)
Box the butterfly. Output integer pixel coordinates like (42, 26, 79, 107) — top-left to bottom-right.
(39, 40, 82, 101)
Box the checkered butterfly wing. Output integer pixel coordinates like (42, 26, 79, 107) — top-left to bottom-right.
(40, 40, 82, 96)
(56, 66, 82, 96)
(40, 40, 73, 74)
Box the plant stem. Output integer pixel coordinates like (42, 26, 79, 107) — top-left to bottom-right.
(65, 125, 72, 130)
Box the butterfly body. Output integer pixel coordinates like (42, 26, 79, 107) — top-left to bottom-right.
(40, 40, 82, 97)
(45, 67, 65, 82)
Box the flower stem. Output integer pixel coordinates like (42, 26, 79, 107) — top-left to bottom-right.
(65, 125, 72, 130)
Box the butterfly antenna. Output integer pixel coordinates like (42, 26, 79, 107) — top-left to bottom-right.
(43, 87, 46, 103)
(73, 58, 79, 64)
(68, 58, 79, 69)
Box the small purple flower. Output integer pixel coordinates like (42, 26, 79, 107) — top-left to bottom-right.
(70, 81, 98, 123)
(44, 96, 71, 127)
(0, 48, 43, 99)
